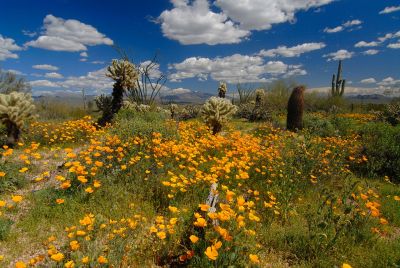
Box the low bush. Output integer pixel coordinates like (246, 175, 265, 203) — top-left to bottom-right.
(357, 122, 400, 183)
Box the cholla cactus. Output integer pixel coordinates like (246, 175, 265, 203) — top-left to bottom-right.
(106, 59, 138, 90)
(201, 97, 237, 134)
(254, 89, 264, 107)
(218, 82, 227, 98)
(0, 92, 36, 145)
(136, 104, 151, 113)
(98, 59, 139, 126)
(169, 104, 178, 119)
(123, 100, 138, 110)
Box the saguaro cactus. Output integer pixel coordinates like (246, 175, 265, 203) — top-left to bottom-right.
(218, 82, 227, 98)
(201, 97, 237, 134)
(331, 60, 346, 97)
(0, 92, 36, 145)
(286, 86, 305, 132)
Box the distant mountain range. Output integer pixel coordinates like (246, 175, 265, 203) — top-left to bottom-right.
(32, 89, 396, 106)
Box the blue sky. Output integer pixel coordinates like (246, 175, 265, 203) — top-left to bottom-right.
(0, 0, 399, 96)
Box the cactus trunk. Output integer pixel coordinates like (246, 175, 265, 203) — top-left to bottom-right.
(5, 121, 20, 147)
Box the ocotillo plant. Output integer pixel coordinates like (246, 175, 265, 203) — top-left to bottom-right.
(287, 86, 305, 131)
(218, 82, 227, 98)
(0, 92, 36, 146)
(201, 97, 237, 134)
(331, 60, 346, 97)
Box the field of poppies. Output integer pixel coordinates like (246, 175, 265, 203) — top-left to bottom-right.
(0, 109, 399, 268)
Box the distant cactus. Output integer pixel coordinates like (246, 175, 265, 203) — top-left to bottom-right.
(169, 104, 178, 119)
(218, 82, 227, 98)
(287, 86, 305, 132)
(98, 59, 139, 126)
(331, 60, 346, 97)
(201, 97, 237, 134)
(249, 89, 271, 122)
(0, 92, 36, 146)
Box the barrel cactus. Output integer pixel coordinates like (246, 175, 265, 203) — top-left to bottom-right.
(287, 86, 305, 132)
(201, 97, 237, 134)
(0, 92, 36, 146)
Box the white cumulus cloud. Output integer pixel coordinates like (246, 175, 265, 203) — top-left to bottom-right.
(29, 79, 61, 88)
(158, 0, 334, 45)
(45, 72, 64, 79)
(25, 14, 113, 51)
(354, 41, 380, 47)
(169, 53, 305, 83)
(259, 42, 326, 57)
(0, 35, 22, 61)
(379, 6, 400, 14)
(32, 64, 59, 71)
(360, 78, 376, 84)
(323, 49, 354, 61)
(324, 19, 362, 33)
(215, 0, 334, 31)
(158, 0, 249, 45)
(362, 49, 379, 55)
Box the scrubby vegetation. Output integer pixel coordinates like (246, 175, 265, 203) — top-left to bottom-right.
(0, 66, 399, 268)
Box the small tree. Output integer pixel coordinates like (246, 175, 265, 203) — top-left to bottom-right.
(0, 69, 31, 94)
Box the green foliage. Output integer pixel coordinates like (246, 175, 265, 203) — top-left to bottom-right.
(357, 122, 400, 183)
(111, 108, 177, 139)
(376, 101, 400, 126)
(36, 100, 87, 120)
(0, 218, 13, 240)
(201, 97, 237, 134)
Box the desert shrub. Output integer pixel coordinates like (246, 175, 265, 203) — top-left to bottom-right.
(36, 100, 88, 120)
(112, 108, 177, 139)
(375, 102, 400, 126)
(357, 122, 400, 183)
(303, 113, 336, 137)
(178, 105, 201, 121)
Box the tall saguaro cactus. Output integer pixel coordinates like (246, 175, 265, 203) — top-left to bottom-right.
(331, 60, 346, 97)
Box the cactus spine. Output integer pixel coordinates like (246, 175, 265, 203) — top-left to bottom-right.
(331, 60, 346, 97)
(201, 97, 237, 134)
(286, 86, 305, 132)
(218, 82, 227, 98)
(0, 92, 36, 146)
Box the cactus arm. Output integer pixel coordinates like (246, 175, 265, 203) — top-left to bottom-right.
(340, 79, 346, 96)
